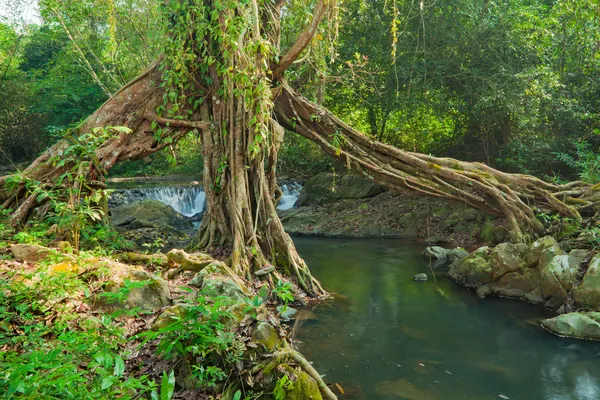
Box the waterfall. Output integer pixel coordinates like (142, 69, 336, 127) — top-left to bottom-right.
(110, 181, 301, 217)
(110, 185, 206, 217)
(278, 182, 302, 210)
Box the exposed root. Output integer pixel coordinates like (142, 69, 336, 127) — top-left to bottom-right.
(274, 84, 600, 240)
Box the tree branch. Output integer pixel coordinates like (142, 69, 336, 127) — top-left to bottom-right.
(273, 0, 328, 78)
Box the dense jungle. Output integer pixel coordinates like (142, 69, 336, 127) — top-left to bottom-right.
(1, 0, 600, 399)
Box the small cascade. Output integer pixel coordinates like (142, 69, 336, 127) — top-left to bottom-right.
(111, 182, 301, 217)
(110, 185, 206, 217)
(144, 186, 206, 217)
(278, 182, 302, 210)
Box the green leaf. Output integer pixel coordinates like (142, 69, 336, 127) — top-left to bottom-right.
(160, 370, 176, 400)
(113, 356, 125, 377)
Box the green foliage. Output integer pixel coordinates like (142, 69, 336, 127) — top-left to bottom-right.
(139, 293, 244, 388)
(273, 374, 294, 400)
(0, 265, 155, 399)
(555, 140, 600, 184)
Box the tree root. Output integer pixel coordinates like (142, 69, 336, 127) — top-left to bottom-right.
(274, 84, 600, 240)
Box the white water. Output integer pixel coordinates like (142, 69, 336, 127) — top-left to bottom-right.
(278, 183, 302, 210)
(140, 186, 206, 217)
(116, 182, 301, 217)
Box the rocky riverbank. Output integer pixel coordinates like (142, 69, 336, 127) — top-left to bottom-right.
(427, 237, 600, 341)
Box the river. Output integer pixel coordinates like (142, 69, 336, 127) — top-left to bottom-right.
(292, 237, 600, 400)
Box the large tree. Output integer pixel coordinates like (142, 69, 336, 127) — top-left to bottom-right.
(2, 0, 600, 298)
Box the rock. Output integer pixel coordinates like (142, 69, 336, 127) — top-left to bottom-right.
(276, 305, 298, 320)
(476, 285, 492, 299)
(202, 275, 247, 302)
(413, 273, 428, 282)
(189, 261, 231, 287)
(422, 246, 448, 261)
(11, 244, 53, 262)
(286, 371, 323, 400)
(573, 254, 600, 310)
(492, 268, 539, 298)
(99, 262, 172, 311)
(188, 211, 204, 222)
(541, 312, 600, 340)
(111, 200, 193, 232)
(296, 173, 385, 206)
(447, 247, 469, 263)
(489, 242, 529, 277)
(448, 247, 493, 288)
(152, 305, 188, 330)
(540, 251, 589, 307)
(525, 236, 563, 268)
(251, 322, 279, 351)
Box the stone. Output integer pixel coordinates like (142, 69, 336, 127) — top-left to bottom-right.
(489, 242, 529, 277)
(448, 247, 493, 288)
(491, 268, 539, 298)
(251, 322, 279, 351)
(573, 254, 600, 310)
(413, 273, 428, 282)
(447, 247, 469, 263)
(189, 261, 232, 287)
(295, 173, 385, 206)
(276, 306, 298, 320)
(99, 262, 172, 311)
(152, 305, 188, 331)
(11, 244, 53, 262)
(541, 312, 600, 340)
(525, 236, 562, 268)
(286, 371, 323, 400)
(540, 251, 589, 307)
(422, 246, 448, 261)
(111, 200, 193, 232)
(202, 275, 247, 302)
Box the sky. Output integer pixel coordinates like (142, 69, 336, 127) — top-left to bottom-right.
(0, 0, 41, 26)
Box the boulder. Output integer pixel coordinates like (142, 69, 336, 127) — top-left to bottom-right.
(286, 371, 323, 400)
(251, 322, 279, 351)
(11, 244, 53, 262)
(448, 247, 470, 263)
(540, 250, 589, 307)
(98, 262, 172, 311)
(525, 236, 562, 268)
(152, 304, 188, 330)
(295, 173, 384, 206)
(448, 247, 493, 288)
(277, 306, 298, 320)
(541, 312, 600, 340)
(489, 242, 529, 277)
(111, 200, 193, 232)
(422, 246, 448, 261)
(202, 275, 247, 302)
(573, 254, 600, 310)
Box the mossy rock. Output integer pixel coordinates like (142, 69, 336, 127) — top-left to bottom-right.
(573, 254, 600, 310)
(525, 236, 562, 268)
(251, 322, 279, 351)
(448, 247, 493, 288)
(296, 173, 384, 206)
(152, 304, 188, 330)
(286, 371, 323, 400)
(111, 199, 193, 232)
(540, 250, 589, 308)
(202, 275, 247, 302)
(490, 242, 529, 277)
(541, 312, 600, 340)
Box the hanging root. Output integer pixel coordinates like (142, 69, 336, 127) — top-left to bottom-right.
(274, 84, 600, 241)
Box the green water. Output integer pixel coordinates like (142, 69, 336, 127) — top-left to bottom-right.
(292, 237, 600, 400)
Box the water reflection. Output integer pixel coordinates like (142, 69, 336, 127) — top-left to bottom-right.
(292, 237, 600, 399)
